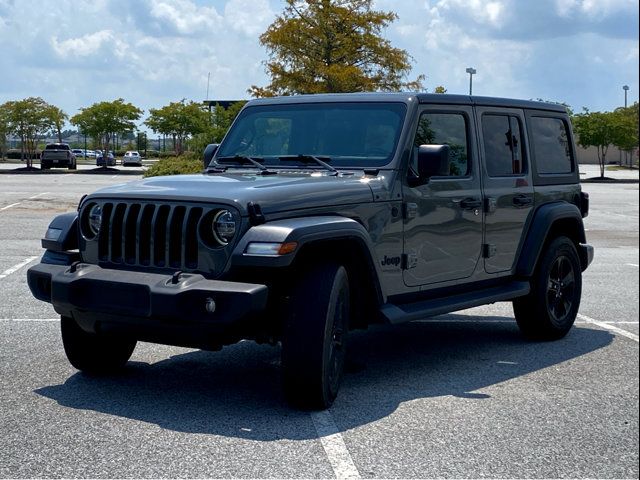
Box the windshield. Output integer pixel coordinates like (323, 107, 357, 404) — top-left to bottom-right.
(217, 102, 407, 168)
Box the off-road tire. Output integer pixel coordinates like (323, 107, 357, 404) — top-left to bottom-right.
(61, 316, 136, 374)
(514, 236, 582, 340)
(281, 263, 350, 410)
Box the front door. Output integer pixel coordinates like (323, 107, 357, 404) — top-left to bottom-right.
(402, 105, 483, 287)
(476, 107, 535, 274)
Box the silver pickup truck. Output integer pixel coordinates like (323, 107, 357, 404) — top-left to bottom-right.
(40, 143, 77, 170)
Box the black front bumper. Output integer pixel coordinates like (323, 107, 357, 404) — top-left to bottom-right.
(27, 262, 269, 348)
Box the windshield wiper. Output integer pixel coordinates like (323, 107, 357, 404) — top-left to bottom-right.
(279, 154, 338, 174)
(212, 155, 277, 175)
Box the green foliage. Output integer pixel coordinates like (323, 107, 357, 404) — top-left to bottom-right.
(572, 106, 639, 177)
(433, 86, 447, 94)
(46, 105, 68, 143)
(612, 103, 639, 152)
(145, 100, 209, 155)
(143, 153, 203, 178)
(71, 99, 142, 157)
(1, 97, 65, 168)
(250, 0, 424, 96)
(190, 101, 246, 155)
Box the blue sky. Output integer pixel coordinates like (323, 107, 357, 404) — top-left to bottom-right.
(0, 0, 638, 130)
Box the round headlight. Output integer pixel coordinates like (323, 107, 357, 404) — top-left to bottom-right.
(212, 210, 236, 245)
(88, 204, 102, 237)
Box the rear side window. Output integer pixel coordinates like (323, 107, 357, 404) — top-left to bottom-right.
(413, 112, 469, 176)
(530, 116, 573, 174)
(482, 114, 525, 176)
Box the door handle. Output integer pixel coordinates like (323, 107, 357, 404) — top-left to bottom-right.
(513, 195, 533, 207)
(459, 197, 482, 210)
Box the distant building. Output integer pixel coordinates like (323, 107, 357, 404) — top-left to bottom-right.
(202, 100, 244, 112)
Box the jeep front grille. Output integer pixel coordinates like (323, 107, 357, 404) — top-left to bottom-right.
(97, 202, 204, 270)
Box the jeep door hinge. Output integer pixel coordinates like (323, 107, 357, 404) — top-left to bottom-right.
(401, 253, 418, 270)
(403, 202, 418, 219)
(483, 244, 497, 258)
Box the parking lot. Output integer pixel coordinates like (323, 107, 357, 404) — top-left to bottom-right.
(0, 168, 637, 478)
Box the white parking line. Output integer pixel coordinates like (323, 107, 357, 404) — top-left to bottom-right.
(310, 411, 361, 479)
(0, 256, 38, 279)
(578, 313, 639, 343)
(627, 263, 639, 267)
(28, 192, 49, 200)
(0, 202, 21, 211)
(0, 318, 59, 322)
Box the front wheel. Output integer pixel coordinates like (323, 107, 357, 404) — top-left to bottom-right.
(281, 263, 350, 409)
(61, 316, 136, 374)
(514, 236, 582, 340)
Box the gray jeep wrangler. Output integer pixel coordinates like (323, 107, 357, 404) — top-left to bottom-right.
(27, 93, 593, 409)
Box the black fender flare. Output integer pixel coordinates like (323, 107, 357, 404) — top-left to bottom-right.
(41, 212, 78, 252)
(516, 202, 587, 276)
(231, 215, 384, 299)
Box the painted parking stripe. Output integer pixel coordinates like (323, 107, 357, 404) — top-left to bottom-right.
(627, 263, 639, 267)
(310, 410, 361, 479)
(0, 202, 21, 211)
(28, 192, 49, 200)
(0, 256, 38, 279)
(578, 313, 639, 343)
(0, 318, 59, 322)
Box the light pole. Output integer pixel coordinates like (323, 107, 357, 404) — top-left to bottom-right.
(623, 85, 629, 108)
(466, 67, 476, 95)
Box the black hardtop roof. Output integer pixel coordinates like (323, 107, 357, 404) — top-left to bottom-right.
(247, 92, 567, 113)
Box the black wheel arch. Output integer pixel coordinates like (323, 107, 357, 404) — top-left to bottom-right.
(516, 202, 589, 277)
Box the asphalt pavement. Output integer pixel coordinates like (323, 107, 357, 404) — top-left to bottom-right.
(0, 167, 637, 478)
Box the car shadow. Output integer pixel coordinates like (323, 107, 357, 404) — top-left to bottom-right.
(35, 315, 613, 440)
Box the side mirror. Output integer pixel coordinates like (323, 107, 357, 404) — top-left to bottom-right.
(203, 143, 220, 169)
(417, 144, 450, 179)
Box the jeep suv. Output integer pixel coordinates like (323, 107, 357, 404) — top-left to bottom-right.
(27, 93, 593, 409)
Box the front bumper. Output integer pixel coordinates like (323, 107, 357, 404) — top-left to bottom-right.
(27, 262, 268, 348)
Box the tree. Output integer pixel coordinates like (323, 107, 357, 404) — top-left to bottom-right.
(46, 105, 68, 143)
(2, 97, 56, 169)
(572, 109, 618, 178)
(71, 99, 142, 162)
(145, 100, 209, 155)
(0, 103, 8, 161)
(434, 86, 447, 94)
(612, 103, 639, 167)
(190, 101, 246, 156)
(249, 0, 424, 96)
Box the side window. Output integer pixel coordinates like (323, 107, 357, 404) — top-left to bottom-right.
(482, 114, 525, 176)
(530, 116, 573, 174)
(412, 112, 469, 176)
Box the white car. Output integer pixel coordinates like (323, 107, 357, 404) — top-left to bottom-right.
(122, 151, 142, 166)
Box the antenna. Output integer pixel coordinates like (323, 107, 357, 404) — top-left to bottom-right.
(206, 72, 211, 101)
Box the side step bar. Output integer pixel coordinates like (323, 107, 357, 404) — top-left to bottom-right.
(380, 281, 530, 324)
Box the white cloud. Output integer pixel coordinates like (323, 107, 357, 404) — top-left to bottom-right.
(224, 0, 275, 36)
(51, 30, 115, 57)
(149, 0, 222, 35)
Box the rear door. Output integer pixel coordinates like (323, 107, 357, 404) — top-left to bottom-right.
(477, 107, 534, 274)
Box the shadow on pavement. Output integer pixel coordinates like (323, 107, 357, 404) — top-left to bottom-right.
(35, 316, 613, 440)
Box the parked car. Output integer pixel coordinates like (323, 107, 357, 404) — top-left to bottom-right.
(71, 149, 85, 158)
(122, 151, 142, 166)
(27, 93, 593, 410)
(85, 150, 97, 158)
(96, 152, 115, 167)
(41, 143, 76, 170)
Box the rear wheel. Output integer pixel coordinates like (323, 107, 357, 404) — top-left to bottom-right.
(514, 236, 582, 340)
(281, 263, 350, 409)
(61, 316, 136, 374)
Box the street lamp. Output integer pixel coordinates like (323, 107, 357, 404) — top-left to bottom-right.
(466, 67, 476, 95)
(623, 85, 629, 108)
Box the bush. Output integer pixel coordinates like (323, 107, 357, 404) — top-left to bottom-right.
(143, 153, 202, 178)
